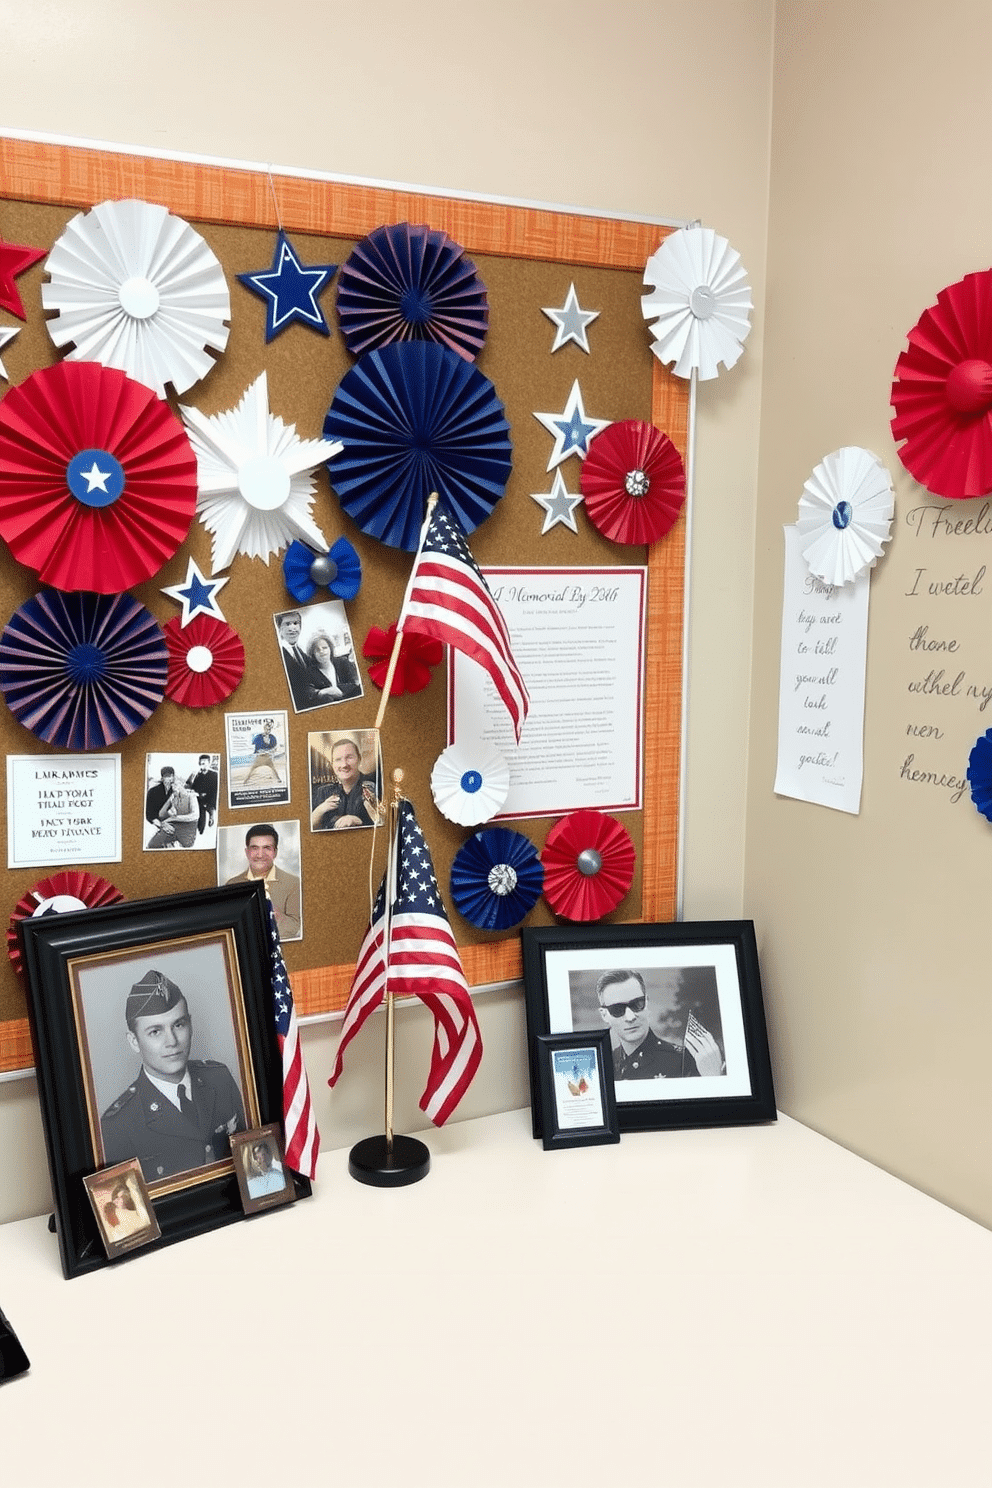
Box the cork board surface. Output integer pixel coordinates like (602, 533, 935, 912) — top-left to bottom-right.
(0, 136, 687, 1072)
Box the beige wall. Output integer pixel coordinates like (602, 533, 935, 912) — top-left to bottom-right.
(750, 0, 992, 1226)
(0, 0, 773, 1223)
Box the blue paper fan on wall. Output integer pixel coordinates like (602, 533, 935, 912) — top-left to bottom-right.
(450, 828, 544, 931)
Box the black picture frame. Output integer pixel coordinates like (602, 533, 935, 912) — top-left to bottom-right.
(522, 921, 776, 1135)
(19, 881, 311, 1279)
(535, 1030, 620, 1150)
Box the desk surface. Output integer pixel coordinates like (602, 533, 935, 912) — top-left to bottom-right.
(1, 1109, 990, 1488)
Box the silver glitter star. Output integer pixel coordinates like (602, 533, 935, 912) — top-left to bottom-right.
(542, 283, 600, 354)
(530, 471, 583, 534)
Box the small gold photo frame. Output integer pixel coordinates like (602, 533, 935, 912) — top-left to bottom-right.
(231, 1124, 297, 1216)
(83, 1158, 161, 1260)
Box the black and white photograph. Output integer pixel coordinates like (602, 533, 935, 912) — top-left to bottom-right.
(522, 922, 776, 1134)
(143, 752, 220, 852)
(83, 1157, 161, 1259)
(217, 820, 303, 942)
(274, 599, 363, 714)
(225, 710, 290, 810)
(231, 1123, 296, 1215)
(309, 729, 384, 832)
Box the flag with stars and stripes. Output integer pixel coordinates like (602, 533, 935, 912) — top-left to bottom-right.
(329, 798, 483, 1126)
(267, 900, 319, 1178)
(397, 501, 529, 743)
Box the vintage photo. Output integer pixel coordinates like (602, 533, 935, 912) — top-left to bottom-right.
(309, 729, 384, 832)
(231, 1124, 296, 1214)
(217, 820, 302, 942)
(274, 599, 363, 714)
(83, 1158, 161, 1258)
(568, 963, 726, 1085)
(143, 751, 220, 852)
(71, 933, 258, 1193)
(225, 710, 290, 810)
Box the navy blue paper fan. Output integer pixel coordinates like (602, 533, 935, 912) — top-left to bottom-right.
(450, 828, 544, 932)
(336, 222, 489, 362)
(967, 729, 992, 820)
(323, 341, 512, 551)
(0, 590, 168, 750)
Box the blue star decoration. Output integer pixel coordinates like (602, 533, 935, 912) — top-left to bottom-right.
(533, 379, 611, 471)
(237, 229, 338, 341)
(531, 470, 583, 534)
(161, 556, 230, 627)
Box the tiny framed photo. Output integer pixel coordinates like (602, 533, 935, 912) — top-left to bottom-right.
(231, 1123, 296, 1215)
(83, 1158, 161, 1259)
(535, 1030, 619, 1151)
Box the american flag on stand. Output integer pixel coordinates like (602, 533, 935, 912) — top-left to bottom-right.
(329, 798, 483, 1126)
(397, 501, 529, 742)
(267, 900, 320, 1178)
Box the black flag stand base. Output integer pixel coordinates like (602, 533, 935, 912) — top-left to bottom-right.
(348, 1133, 431, 1188)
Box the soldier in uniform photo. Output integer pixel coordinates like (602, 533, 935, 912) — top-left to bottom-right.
(101, 970, 246, 1182)
(596, 968, 724, 1080)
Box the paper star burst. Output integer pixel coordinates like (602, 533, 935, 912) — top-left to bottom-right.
(533, 380, 611, 471)
(180, 371, 342, 570)
(531, 470, 583, 533)
(542, 283, 599, 354)
(0, 325, 19, 380)
(161, 556, 230, 626)
(237, 229, 338, 341)
(0, 235, 46, 320)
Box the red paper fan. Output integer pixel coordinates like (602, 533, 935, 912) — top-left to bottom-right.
(891, 270, 992, 499)
(541, 811, 635, 921)
(7, 870, 123, 974)
(580, 420, 686, 544)
(363, 622, 443, 696)
(0, 361, 198, 591)
(164, 614, 245, 708)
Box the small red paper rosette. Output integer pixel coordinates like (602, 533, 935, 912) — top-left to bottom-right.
(164, 614, 245, 708)
(0, 361, 198, 592)
(541, 810, 635, 921)
(363, 622, 443, 695)
(7, 871, 123, 974)
(891, 270, 992, 499)
(580, 420, 686, 545)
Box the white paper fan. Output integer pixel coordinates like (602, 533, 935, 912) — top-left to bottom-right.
(641, 226, 752, 380)
(797, 446, 895, 586)
(431, 741, 510, 826)
(42, 198, 231, 396)
(181, 372, 342, 571)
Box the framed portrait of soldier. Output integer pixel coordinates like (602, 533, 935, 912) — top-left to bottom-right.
(522, 921, 776, 1136)
(19, 881, 311, 1279)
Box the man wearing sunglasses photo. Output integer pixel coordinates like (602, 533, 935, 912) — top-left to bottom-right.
(596, 968, 724, 1080)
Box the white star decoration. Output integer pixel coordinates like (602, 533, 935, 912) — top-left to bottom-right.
(531, 470, 583, 533)
(161, 556, 230, 626)
(533, 379, 611, 471)
(0, 324, 19, 380)
(542, 283, 599, 354)
(81, 462, 111, 494)
(180, 371, 343, 571)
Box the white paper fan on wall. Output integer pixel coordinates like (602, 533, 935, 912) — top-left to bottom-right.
(796, 446, 895, 586)
(641, 226, 752, 380)
(42, 198, 231, 397)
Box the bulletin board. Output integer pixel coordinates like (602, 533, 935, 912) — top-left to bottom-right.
(0, 133, 689, 1074)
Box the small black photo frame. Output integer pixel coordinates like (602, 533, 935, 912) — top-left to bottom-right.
(522, 921, 776, 1136)
(19, 881, 311, 1279)
(231, 1123, 296, 1215)
(83, 1157, 161, 1260)
(535, 1030, 620, 1151)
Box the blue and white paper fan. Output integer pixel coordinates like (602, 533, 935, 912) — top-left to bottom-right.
(431, 741, 510, 826)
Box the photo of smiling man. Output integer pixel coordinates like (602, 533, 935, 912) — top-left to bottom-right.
(217, 820, 303, 942)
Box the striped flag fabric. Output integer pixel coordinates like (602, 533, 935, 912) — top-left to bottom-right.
(329, 797, 483, 1126)
(397, 501, 529, 742)
(267, 900, 320, 1178)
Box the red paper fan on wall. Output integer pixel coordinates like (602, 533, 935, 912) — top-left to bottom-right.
(7, 870, 123, 974)
(0, 361, 198, 591)
(580, 420, 686, 544)
(164, 614, 245, 708)
(541, 810, 635, 921)
(364, 622, 443, 696)
(891, 269, 992, 499)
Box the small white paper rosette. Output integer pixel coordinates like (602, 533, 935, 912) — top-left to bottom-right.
(42, 198, 231, 397)
(797, 446, 895, 586)
(641, 226, 752, 380)
(431, 741, 510, 826)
